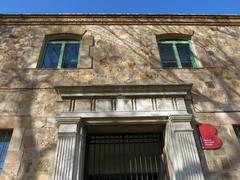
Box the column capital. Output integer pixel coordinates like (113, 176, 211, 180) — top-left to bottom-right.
(169, 114, 192, 122)
(172, 122, 193, 132)
(57, 116, 81, 124)
(59, 124, 78, 133)
(57, 117, 83, 134)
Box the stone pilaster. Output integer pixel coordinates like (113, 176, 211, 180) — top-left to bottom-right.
(73, 125, 86, 180)
(53, 123, 78, 180)
(166, 115, 205, 180)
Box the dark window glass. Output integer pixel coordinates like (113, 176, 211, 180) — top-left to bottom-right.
(42, 44, 61, 68)
(0, 130, 12, 174)
(41, 39, 80, 68)
(233, 126, 240, 143)
(159, 44, 177, 67)
(84, 133, 165, 180)
(176, 44, 193, 67)
(62, 43, 80, 68)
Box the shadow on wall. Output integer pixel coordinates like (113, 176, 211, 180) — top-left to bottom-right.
(14, 66, 57, 180)
(98, 25, 240, 179)
(0, 25, 240, 179)
(0, 33, 57, 179)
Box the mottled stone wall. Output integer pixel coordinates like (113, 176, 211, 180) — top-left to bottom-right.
(0, 23, 240, 180)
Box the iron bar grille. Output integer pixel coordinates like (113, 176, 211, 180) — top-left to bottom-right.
(0, 130, 12, 174)
(85, 133, 165, 180)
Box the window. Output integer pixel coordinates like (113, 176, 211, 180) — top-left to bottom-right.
(0, 130, 12, 174)
(157, 39, 200, 68)
(40, 38, 81, 68)
(84, 133, 165, 180)
(233, 125, 240, 143)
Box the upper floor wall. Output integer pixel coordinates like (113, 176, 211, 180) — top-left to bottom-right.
(0, 14, 240, 113)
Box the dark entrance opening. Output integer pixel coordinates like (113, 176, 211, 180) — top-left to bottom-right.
(84, 133, 165, 180)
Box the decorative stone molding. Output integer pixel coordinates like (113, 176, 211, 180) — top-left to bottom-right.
(169, 114, 192, 122)
(1, 14, 240, 26)
(62, 97, 186, 113)
(55, 84, 193, 98)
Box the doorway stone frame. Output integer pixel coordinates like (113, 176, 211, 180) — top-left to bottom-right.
(53, 84, 205, 180)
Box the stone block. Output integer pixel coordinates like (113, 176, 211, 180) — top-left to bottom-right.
(35, 173, 49, 180)
(8, 128, 24, 151)
(82, 32, 94, 47)
(79, 55, 92, 68)
(176, 98, 186, 110)
(136, 98, 153, 111)
(95, 99, 112, 112)
(216, 112, 240, 125)
(3, 161, 21, 176)
(149, 55, 162, 68)
(224, 145, 240, 168)
(59, 124, 78, 133)
(37, 159, 51, 173)
(74, 99, 92, 112)
(156, 98, 173, 110)
(205, 81, 215, 88)
(79, 32, 94, 68)
(213, 147, 226, 156)
(23, 136, 36, 149)
(221, 157, 231, 169)
(32, 118, 46, 128)
(5, 150, 23, 164)
(63, 99, 71, 112)
(116, 98, 133, 111)
(194, 43, 214, 67)
(45, 117, 57, 128)
(0, 116, 30, 128)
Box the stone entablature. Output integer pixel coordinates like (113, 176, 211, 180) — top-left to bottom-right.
(58, 84, 189, 113)
(1, 14, 240, 26)
(63, 96, 186, 112)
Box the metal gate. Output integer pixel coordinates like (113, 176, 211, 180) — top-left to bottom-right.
(84, 133, 165, 180)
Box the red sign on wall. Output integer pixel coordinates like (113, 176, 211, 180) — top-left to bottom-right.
(199, 124, 222, 150)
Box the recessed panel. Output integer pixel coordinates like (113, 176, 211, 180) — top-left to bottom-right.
(116, 98, 133, 111)
(136, 98, 153, 111)
(74, 99, 92, 112)
(176, 98, 186, 110)
(63, 99, 71, 112)
(95, 99, 113, 112)
(156, 98, 174, 110)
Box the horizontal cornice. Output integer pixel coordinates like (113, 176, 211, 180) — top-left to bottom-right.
(55, 84, 193, 98)
(0, 14, 240, 26)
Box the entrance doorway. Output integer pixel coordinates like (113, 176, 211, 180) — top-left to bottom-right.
(84, 133, 166, 180)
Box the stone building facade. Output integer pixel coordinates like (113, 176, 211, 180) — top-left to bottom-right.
(0, 14, 240, 180)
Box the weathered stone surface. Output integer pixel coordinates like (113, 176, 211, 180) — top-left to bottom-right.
(0, 15, 239, 179)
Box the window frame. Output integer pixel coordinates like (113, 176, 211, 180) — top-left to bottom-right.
(38, 37, 82, 69)
(0, 129, 12, 175)
(233, 125, 240, 144)
(157, 39, 201, 68)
